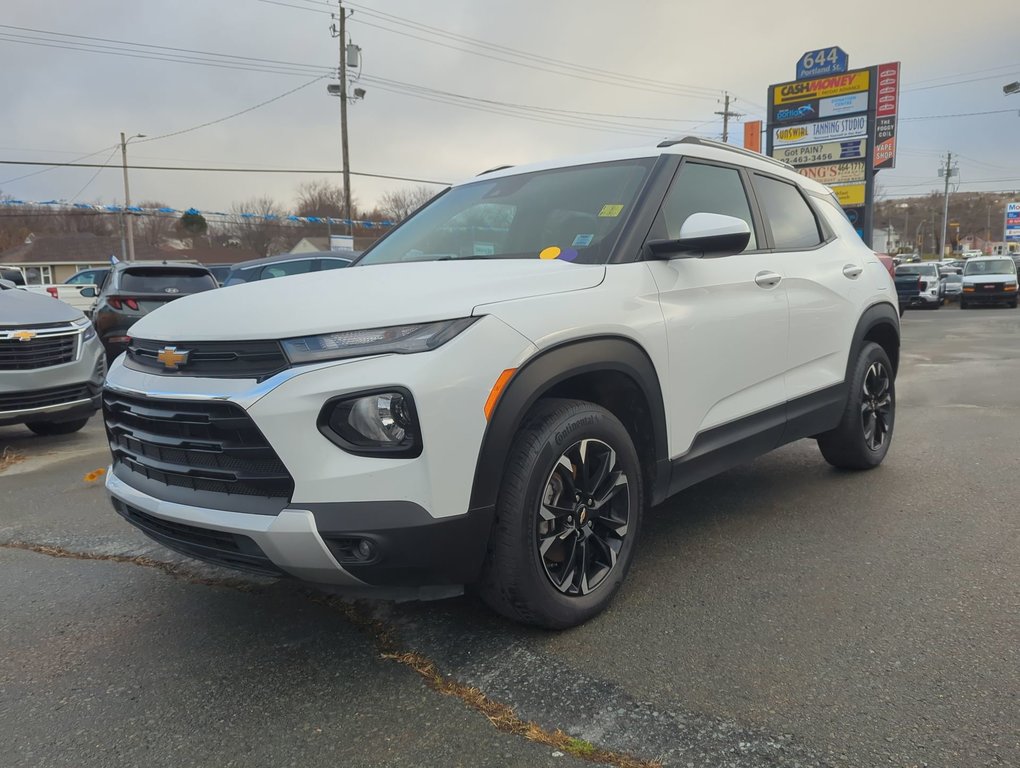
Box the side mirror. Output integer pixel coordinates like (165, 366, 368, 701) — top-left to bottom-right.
(80, 286, 97, 298)
(645, 213, 751, 260)
(0, 278, 15, 290)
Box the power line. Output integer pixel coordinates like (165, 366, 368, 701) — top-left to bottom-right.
(69, 147, 120, 202)
(900, 108, 1017, 122)
(0, 143, 119, 186)
(0, 159, 450, 185)
(904, 61, 1020, 87)
(137, 75, 330, 144)
(903, 72, 1020, 93)
(343, 2, 720, 97)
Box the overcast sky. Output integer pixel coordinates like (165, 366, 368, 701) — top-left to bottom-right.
(1, 0, 1017, 218)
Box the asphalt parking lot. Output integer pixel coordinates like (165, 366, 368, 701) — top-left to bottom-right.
(2, 303, 1018, 768)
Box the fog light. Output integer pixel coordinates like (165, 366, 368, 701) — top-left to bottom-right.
(357, 539, 374, 559)
(318, 388, 422, 457)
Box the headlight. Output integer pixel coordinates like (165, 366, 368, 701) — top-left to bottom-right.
(318, 389, 421, 457)
(1005, 283, 1017, 291)
(74, 316, 97, 341)
(282, 318, 477, 365)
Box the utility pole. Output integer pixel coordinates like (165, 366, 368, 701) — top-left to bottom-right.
(337, 2, 352, 236)
(714, 92, 743, 143)
(938, 152, 957, 258)
(120, 132, 136, 262)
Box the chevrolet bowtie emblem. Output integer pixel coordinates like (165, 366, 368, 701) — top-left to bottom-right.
(156, 346, 189, 370)
(12, 330, 37, 342)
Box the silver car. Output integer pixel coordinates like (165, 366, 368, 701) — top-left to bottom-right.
(0, 283, 105, 434)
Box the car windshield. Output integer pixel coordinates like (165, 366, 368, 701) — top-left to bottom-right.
(945, 274, 962, 284)
(223, 267, 258, 286)
(355, 158, 656, 266)
(896, 265, 936, 276)
(964, 259, 1016, 276)
(119, 268, 218, 293)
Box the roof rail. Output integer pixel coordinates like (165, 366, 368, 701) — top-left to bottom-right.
(477, 164, 514, 176)
(657, 135, 795, 171)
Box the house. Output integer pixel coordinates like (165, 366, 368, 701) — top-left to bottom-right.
(0, 233, 259, 284)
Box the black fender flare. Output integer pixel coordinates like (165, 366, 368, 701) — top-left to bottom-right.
(845, 301, 900, 382)
(467, 336, 671, 514)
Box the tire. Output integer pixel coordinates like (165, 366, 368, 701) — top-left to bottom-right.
(960, 300, 968, 310)
(1010, 300, 1018, 309)
(26, 418, 90, 436)
(817, 342, 895, 470)
(476, 398, 644, 629)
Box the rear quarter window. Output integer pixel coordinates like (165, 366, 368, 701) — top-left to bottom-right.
(753, 175, 823, 249)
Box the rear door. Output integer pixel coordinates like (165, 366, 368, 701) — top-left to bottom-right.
(644, 159, 790, 458)
(751, 176, 867, 402)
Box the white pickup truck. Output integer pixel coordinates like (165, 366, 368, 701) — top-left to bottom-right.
(0, 264, 99, 315)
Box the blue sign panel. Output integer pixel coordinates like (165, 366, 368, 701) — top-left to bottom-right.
(797, 47, 849, 80)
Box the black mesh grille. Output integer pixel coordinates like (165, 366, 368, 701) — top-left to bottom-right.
(112, 498, 285, 577)
(973, 282, 1006, 293)
(103, 390, 294, 501)
(125, 338, 289, 380)
(0, 383, 91, 413)
(0, 334, 77, 370)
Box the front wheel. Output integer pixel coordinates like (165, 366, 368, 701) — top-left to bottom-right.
(960, 300, 968, 309)
(477, 398, 643, 629)
(817, 342, 895, 470)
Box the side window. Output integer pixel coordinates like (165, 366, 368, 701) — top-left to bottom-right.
(660, 162, 757, 251)
(259, 259, 314, 280)
(754, 175, 823, 249)
(317, 258, 351, 271)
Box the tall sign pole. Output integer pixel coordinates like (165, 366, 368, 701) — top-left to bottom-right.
(337, 2, 352, 236)
(120, 132, 136, 262)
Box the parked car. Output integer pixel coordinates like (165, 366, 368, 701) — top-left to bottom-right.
(102, 136, 900, 628)
(960, 256, 1019, 309)
(893, 272, 920, 315)
(1, 285, 105, 435)
(895, 263, 942, 308)
(942, 273, 963, 302)
(205, 264, 233, 286)
(67, 267, 111, 292)
(223, 253, 353, 286)
(93, 262, 218, 359)
(0, 264, 101, 315)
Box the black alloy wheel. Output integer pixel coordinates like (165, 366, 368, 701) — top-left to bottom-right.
(861, 361, 893, 452)
(536, 439, 630, 596)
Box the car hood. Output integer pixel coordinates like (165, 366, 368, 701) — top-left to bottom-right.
(962, 273, 1016, 284)
(0, 287, 84, 326)
(128, 259, 606, 341)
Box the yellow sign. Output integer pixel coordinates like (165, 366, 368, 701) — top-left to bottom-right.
(831, 183, 866, 206)
(773, 70, 870, 105)
(775, 126, 809, 143)
(598, 204, 624, 217)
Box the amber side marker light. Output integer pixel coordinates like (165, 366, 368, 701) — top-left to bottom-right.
(484, 368, 517, 420)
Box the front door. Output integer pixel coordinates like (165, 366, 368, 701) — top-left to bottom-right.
(644, 160, 790, 460)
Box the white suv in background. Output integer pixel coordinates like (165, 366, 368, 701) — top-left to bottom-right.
(103, 137, 900, 628)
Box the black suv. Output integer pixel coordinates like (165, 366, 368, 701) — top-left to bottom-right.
(93, 262, 218, 359)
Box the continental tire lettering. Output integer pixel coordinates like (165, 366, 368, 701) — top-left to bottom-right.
(554, 414, 598, 445)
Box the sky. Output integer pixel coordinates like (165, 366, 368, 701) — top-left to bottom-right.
(0, 0, 1018, 218)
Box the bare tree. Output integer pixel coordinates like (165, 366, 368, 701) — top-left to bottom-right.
(230, 196, 288, 257)
(134, 200, 177, 246)
(295, 180, 350, 219)
(378, 185, 437, 222)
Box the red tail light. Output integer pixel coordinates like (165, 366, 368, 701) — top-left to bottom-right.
(107, 297, 140, 311)
(46, 287, 58, 298)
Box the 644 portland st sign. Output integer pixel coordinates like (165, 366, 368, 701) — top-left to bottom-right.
(765, 52, 901, 247)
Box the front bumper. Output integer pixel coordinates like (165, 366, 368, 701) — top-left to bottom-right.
(0, 335, 105, 427)
(102, 314, 537, 593)
(962, 289, 1016, 305)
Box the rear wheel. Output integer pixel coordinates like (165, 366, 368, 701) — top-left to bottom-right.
(26, 418, 90, 436)
(960, 300, 969, 309)
(817, 343, 894, 470)
(477, 398, 643, 629)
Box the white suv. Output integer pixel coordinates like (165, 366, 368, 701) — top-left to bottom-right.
(103, 137, 900, 628)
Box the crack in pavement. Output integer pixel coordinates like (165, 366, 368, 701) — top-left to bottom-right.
(0, 540, 659, 768)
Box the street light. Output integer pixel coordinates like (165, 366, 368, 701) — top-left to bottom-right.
(1004, 81, 1020, 96)
(120, 132, 146, 262)
(898, 203, 909, 252)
